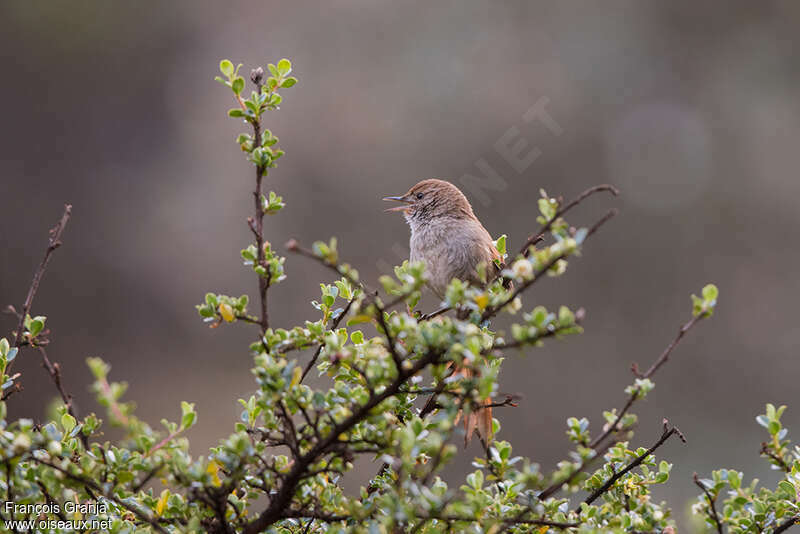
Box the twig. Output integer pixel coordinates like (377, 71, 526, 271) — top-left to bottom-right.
(760, 442, 791, 473)
(246, 75, 271, 337)
(582, 420, 685, 507)
(38, 347, 89, 448)
(774, 516, 800, 534)
(538, 434, 623, 500)
(482, 209, 617, 321)
(419, 306, 451, 322)
(4, 205, 86, 446)
(589, 311, 708, 452)
(132, 463, 164, 493)
(285, 239, 370, 295)
(145, 429, 184, 458)
(244, 348, 444, 533)
(281, 509, 577, 530)
(10, 204, 72, 364)
(519, 184, 618, 256)
(29, 456, 169, 534)
(300, 298, 355, 382)
(693, 472, 723, 534)
(632, 313, 705, 379)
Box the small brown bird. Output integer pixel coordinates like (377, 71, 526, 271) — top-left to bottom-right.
(383, 179, 503, 299)
(384, 178, 503, 445)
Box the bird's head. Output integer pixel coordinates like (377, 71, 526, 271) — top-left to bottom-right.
(383, 179, 475, 227)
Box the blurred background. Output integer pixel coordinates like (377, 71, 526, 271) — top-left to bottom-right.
(2, 1, 799, 527)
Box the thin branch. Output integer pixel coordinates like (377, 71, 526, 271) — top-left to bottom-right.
(482, 209, 617, 321)
(234, 313, 262, 325)
(36, 481, 68, 522)
(519, 184, 619, 256)
(538, 432, 624, 500)
(244, 348, 443, 533)
(30, 456, 169, 534)
(300, 298, 355, 382)
(37, 347, 89, 449)
(145, 428, 184, 458)
(132, 463, 164, 493)
(632, 313, 705, 379)
(286, 239, 367, 293)
(281, 509, 577, 530)
(693, 472, 724, 534)
(760, 442, 791, 473)
(582, 420, 685, 507)
(419, 306, 451, 322)
(589, 310, 708, 452)
(10, 204, 72, 365)
(773, 516, 800, 534)
(245, 75, 274, 338)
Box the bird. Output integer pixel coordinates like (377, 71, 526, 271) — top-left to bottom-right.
(383, 178, 504, 445)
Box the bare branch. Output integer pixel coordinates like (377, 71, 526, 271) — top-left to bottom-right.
(582, 420, 685, 507)
(589, 310, 708, 452)
(10, 204, 72, 361)
(693, 472, 724, 534)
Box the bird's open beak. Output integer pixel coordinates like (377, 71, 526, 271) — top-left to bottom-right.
(382, 195, 412, 212)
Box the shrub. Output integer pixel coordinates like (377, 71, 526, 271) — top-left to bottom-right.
(0, 58, 796, 534)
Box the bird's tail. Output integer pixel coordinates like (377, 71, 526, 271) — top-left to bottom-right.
(454, 366, 493, 447)
(422, 362, 494, 447)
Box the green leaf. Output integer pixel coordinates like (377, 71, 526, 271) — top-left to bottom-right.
(494, 234, 507, 257)
(232, 76, 245, 95)
(61, 413, 76, 434)
(181, 401, 197, 430)
(219, 59, 234, 78)
(228, 108, 245, 118)
(277, 58, 292, 75)
(29, 318, 44, 337)
(350, 331, 364, 344)
(282, 77, 298, 88)
(702, 283, 719, 302)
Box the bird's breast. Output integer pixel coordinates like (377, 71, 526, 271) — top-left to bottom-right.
(409, 218, 495, 298)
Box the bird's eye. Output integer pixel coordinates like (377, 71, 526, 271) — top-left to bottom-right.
(416, 192, 424, 199)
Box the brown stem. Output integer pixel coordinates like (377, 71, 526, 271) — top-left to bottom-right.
(773, 516, 800, 534)
(589, 311, 708, 452)
(538, 434, 622, 500)
(300, 298, 355, 382)
(760, 442, 791, 473)
(519, 184, 618, 257)
(632, 313, 704, 380)
(693, 472, 724, 534)
(29, 456, 169, 534)
(38, 347, 89, 449)
(482, 209, 617, 321)
(582, 420, 685, 507)
(10, 204, 72, 365)
(252, 117, 270, 336)
(244, 348, 442, 533)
